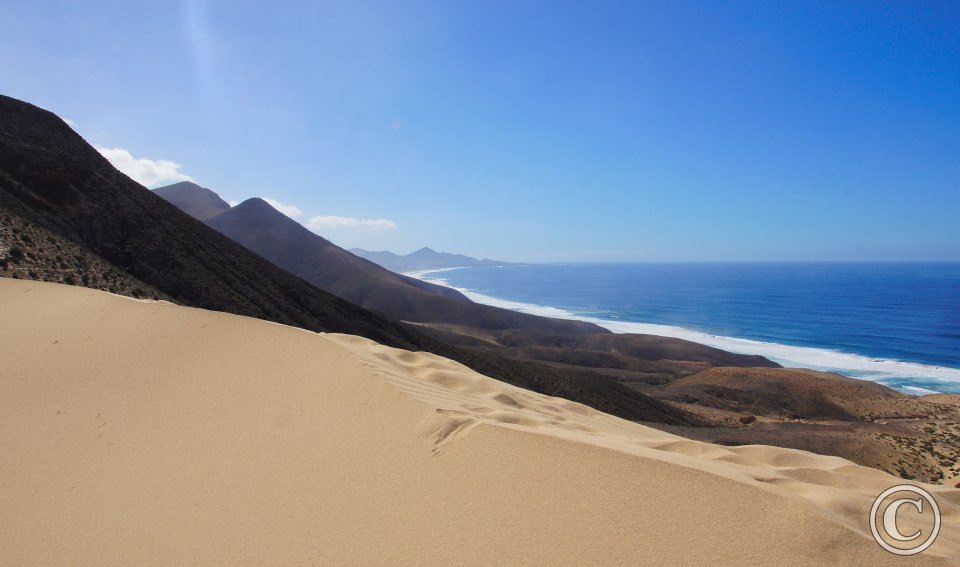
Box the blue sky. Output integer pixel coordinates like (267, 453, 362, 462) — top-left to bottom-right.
(2, 1, 958, 261)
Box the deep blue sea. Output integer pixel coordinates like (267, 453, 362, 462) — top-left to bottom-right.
(412, 263, 960, 394)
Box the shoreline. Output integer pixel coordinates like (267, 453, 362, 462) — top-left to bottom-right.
(407, 267, 960, 394)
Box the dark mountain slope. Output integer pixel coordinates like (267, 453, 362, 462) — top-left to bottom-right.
(198, 195, 602, 334)
(0, 93, 696, 426)
(0, 205, 166, 299)
(153, 181, 231, 220)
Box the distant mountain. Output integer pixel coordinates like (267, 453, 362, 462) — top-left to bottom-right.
(153, 181, 231, 220)
(351, 246, 515, 273)
(169, 189, 600, 334)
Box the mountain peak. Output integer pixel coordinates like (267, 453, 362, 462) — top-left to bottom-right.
(234, 197, 272, 210)
(162, 180, 204, 190)
(153, 181, 231, 221)
(205, 196, 336, 245)
(220, 197, 301, 224)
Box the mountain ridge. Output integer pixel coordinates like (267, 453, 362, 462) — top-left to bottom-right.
(351, 246, 516, 273)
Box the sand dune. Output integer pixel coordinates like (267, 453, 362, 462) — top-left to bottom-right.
(1, 279, 957, 565)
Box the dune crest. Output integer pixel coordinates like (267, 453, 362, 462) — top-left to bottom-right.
(1, 279, 956, 566)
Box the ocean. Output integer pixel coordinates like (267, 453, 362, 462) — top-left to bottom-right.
(411, 263, 960, 395)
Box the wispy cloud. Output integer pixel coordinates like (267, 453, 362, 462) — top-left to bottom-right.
(95, 146, 193, 188)
(60, 116, 77, 128)
(182, 0, 216, 93)
(306, 215, 397, 232)
(263, 198, 303, 218)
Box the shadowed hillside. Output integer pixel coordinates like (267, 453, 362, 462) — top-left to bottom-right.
(0, 207, 166, 300)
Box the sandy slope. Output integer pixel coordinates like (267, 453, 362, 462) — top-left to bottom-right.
(1, 279, 956, 566)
